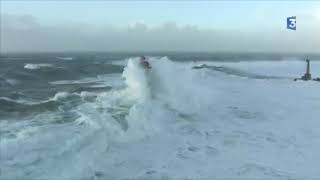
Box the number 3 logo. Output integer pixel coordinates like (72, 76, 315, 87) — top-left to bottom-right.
(289, 19, 296, 28)
(287, 16, 296, 30)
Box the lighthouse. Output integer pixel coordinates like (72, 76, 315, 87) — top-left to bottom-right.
(302, 59, 312, 80)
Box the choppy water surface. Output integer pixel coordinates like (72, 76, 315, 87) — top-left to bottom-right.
(1, 53, 320, 179)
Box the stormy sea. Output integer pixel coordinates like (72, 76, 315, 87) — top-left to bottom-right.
(0, 52, 320, 179)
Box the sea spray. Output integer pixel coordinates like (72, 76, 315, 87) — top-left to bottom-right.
(122, 58, 152, 102)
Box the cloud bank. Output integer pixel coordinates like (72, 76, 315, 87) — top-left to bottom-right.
(1, 13, 319, 53)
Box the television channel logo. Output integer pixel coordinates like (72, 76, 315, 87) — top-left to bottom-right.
(287, 16, 296, 30)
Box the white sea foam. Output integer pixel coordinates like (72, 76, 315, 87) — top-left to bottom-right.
(0, 91, 83, 105)
(0, 96, 44, 105)
(5, 79, 19, 85)
(49, 91, 71, 101)
(50, 73, 124, 88)
(24, 63, 53, 70)
(56, 56, 74, 61)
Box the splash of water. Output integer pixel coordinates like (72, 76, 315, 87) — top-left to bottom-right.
(122, 58, 152, 102)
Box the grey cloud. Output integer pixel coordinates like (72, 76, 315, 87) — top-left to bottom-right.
(1, 13, 319, 53)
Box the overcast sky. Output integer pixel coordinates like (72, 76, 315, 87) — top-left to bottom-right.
(1, 1, 320, 53)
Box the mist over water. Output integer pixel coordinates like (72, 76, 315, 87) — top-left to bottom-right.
(1, 53, 320, 179)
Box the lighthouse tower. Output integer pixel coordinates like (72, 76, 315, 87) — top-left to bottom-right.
(302, 59, 312, 80)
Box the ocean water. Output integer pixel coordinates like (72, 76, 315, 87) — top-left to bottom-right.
(0, 53, 320, 179)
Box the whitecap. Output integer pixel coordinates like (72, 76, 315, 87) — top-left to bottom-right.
(56, 56, 74, 61)
(24, 63, 53, 70)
